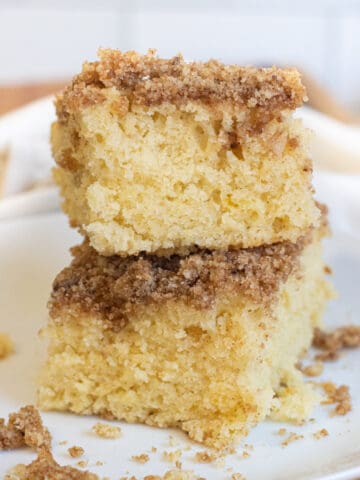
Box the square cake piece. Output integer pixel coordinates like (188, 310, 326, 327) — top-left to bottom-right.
(38, 224, 332, 449)
(52, 49, 320, 256)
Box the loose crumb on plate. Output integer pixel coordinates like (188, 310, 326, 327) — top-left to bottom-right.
(281, 432, 304, 447)
(68, 445, 84, 457)
(194, 451, 215, 463)
(277, 428, 287, 436)
(313, 326, 360, 361)
(313, 428, 329, 440)
(1, 406, 100, 480)
(231, 474, 246, 480)
(0, 333, 14, 359)
(163, 450, 182, 463)
(59, 440, 68, 445)
(131, 453, 150, 464)
(320, 382, 352, 416)
(91, 422, 121, 439)
(77, 460, 88, 468)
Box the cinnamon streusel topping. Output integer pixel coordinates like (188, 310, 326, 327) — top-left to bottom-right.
(49, 233, 311, 328)
(56, 49, 306, 125)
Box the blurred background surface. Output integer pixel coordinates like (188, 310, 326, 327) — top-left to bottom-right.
(0, 0, 360, 116)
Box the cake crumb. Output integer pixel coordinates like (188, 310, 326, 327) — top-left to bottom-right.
(243, 443, 253, 451)
(320, 382, 352, 416)
(163, 450, 182, 463)
(241, 451, 250, 459)
(281, 432, 304, 447)
(194, 451, 215, 463)
(313, 428, 329, 439)
(77, 460, 88, 468)
(131, 453, 150, 464)
(168, 435, 179, 446)
(175, 460, 182, 469)
(59, 440, 68, 445)
(297, 361, 324, 377)
(95, 460, 104, 466)
(68, 445, 84, 457)
(0, 333, 14, 359)
(92, 422, 121, 439)
(313, 326, 360, 361)
(232, 474, 246, 480)
(151, 446, 157, 453)
(277, 427, 287, 436)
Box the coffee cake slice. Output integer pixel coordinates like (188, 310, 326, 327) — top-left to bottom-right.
(38, 226, 332, 449)
(52, 49, 319, 256)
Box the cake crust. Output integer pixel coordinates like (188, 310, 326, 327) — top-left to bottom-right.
(56, 48, 306, 124)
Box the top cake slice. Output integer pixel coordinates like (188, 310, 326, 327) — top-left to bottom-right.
(52, 49, 320, 256)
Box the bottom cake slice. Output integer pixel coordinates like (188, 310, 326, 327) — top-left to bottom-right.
(38, 227, 333, 449)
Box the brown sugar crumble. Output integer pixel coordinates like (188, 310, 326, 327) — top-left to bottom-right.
(313, 428, 329, 440)
(320, 382, 352, 416)
(50, 234, 310, 326)
(313, 326, 360, 361)
(281, 432, 304, 447)
(0, 333, 14, 359)
(1, 406, 99, 480)
(57, 49, 305, 129)
(0, 405, 51, 451)
(68, 445, 84, 458)
(131, 453, 150, 464)
(91, 422, 121, 438)
(5, 448, 99, 480)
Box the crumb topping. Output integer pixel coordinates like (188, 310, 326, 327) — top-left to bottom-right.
(56, 49, 305, 129)
(1, 406, 98, 480)
(0, 405, 51, 451)
(313, 326, 360, 361)
(5, 449, 99, 480)
(50, 233, 311, 327)
(91, 422, 121, 438)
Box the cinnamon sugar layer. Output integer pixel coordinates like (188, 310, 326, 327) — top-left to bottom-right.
(49, 233, 311, 327)
(56, 49, 306, 123)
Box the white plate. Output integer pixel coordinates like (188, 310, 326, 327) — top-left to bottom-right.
(0, 173, 360, 480)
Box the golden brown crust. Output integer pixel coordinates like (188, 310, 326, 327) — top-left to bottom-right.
(49, 233, 311, 328)
(56, 49, 306, 125)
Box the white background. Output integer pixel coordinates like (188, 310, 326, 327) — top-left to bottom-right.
(0, 0, 360, 112)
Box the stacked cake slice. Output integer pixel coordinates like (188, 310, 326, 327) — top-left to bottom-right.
(38, 49, 333, 449)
